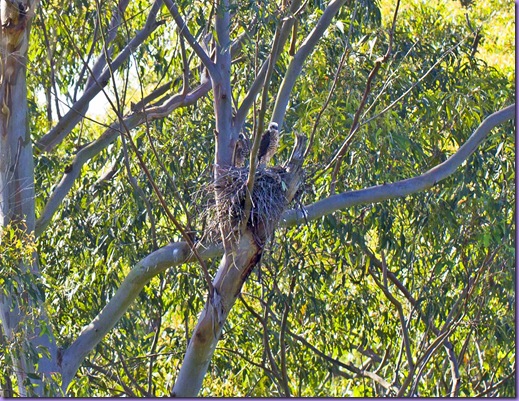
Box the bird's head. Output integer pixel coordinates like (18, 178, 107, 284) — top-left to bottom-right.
(268, 122, 279, 131)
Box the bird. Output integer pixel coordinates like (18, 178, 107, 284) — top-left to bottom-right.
(257, 122, 279, 167)
(233, 132, 250, 168)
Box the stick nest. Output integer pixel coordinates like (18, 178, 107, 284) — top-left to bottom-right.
(198, 166, 289, 244)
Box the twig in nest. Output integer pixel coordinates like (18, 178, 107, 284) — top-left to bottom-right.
(199, 166, 289, 245)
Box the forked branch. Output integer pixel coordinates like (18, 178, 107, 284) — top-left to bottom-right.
(59, 103, 514, 393)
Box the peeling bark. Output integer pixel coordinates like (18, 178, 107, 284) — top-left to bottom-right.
(0, 0, 59, 396)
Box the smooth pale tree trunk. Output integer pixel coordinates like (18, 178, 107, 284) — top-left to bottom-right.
(0, 0, 59, 396)
(172, 234, 262, 396)
(172, 132, 307, 396)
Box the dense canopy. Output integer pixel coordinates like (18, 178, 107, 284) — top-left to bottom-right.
(0, 0, 515, 396)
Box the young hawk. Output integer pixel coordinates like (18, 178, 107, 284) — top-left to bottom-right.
(258, 122, 279, 167)
(233, 132, 250, 168)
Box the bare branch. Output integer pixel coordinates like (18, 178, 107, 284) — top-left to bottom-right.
(58, 103, 514, 393)
(212, 0, 234, 171)
(271, 0, 349, 127)
(87, 0, 131, 87)
(35, 81, 211, 237)
(368, 250, 414, 372)
(234, 0, 303, 128)
(287, 327, 400, 394)
(282, 104, 515, 226)
(241, 24, 283, 231)
(304, 41, 350, 159)
(279, 275, 296, 396)
(35, 1, 163, 152)
(35, 31, 249, 238)
(162, 0, 217, 78)
(60, 241, 221, 390)
(474, 369, 516, 397)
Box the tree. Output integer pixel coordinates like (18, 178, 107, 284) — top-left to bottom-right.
(0, 0, 515, 396)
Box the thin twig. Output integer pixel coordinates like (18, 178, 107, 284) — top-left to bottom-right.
(178, 28, 190, 95)
(279, 275, 296, 396)
(368, 251, 414, 372)
(36, 1, 163, 152)
(474, 368, 516, 397)
(93, 6, 214, 296)
(239, 295, 284, 388)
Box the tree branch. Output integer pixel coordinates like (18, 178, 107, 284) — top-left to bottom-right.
(329, 0, 400, 193)
(281, 104, 515, 226)
(60, 242, 221, 391)
(162, 0, 217, 78)
(368, 250, 414, 372)
(234, 0, 303, 129)
(35, 30, 248, 238)
(58, 103, 514, 393)
(241, 24, 283, 231)
(271, 0, 349, 127)
(286, 326, 400, 394)
(35, 1, 163, 152)
(35, 81, 211, 237)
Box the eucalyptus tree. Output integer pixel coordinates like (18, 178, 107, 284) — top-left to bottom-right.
(0, 0, 515, 397)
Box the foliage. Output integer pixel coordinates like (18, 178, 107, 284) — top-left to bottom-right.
(0, 0, 514, 396)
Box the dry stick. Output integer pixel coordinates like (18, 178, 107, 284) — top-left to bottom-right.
(239, 295, 285, 387)
(329, 0, 401, 194)
(115, 23, 174, 384)
(241, 23, 283, 233)
(122, 124, 214, 296)
(313, 38, 464, 183)
(304, 46, 350, 159)
(147, 293, 164, 395)
(72, 18, 100, 103)
(397, 328, 454, 397)
(360, 39, 464, 127)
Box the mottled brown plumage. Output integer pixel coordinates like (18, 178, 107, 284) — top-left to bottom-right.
(234, 132, 250, 167)
(258, 122, 279, 167)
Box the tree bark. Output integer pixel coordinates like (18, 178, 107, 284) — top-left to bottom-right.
(172, 135, 307, 396)
(0, 0, 59, 396)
